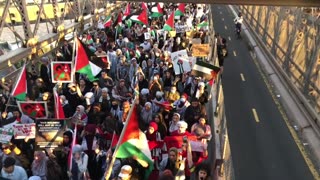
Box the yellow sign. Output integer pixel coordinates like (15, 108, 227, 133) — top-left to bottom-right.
(169, 31, 176, 37)
(192, 44, 210, 57)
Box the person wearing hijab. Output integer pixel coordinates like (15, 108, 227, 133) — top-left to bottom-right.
(153, 113, 167, 139)
(140, 102, 153, 131)
(80, 124, 98, 179)
(72, 144, 89, 180)
(72, 105, 88, 127)
(31, 151, 48, 179)
(146, 122, 162, 169)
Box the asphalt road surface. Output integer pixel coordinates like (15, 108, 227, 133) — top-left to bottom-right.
(212, 5, 314, 180)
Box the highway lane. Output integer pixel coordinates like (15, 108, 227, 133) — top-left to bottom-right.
(211, 5, 315, 180)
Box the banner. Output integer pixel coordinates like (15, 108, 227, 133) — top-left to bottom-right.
(35, 119, 66, 150)
(13, 123, 36, 139)
(170, 49, 192, 75)
(17, 101, 48, 119)
(163, 136, 204, 151)
(51, 62, 73, 83)
(0, 128, 13, 144)
(192, 44, 210, 57)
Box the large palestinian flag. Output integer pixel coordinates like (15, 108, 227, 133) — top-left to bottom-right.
(150, 3, 163, 18)
(11, 64, 27, 101)
(163, 12, 174, 31)
(103, 15, 112, 27)
(175, 3, 185, 17)
(115, 104, 153, 180)
(75, 38, 101, 82)
(129, 9, 148, 25)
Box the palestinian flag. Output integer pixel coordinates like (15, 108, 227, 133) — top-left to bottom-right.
(11, 64, 27, 101)
(163, 12, 174, 31)
(130, 10, 148, 25)
(18, 101, 48, 118)
(191, 60, 220, 84)
(197, 20, 209, 28)
(123, 3, 131, 20)
(125, 19, 132, 28)
(175, 3, 185, 17)
(53, 88, 65, 119)
(115, 104, 153, 180)
(103, 15, 112, 27)
(135, 48, 141, 59)
(141, 2, 148, 10)
(85, 34, 94, 45)
(125, 48, 131, 60)
(150, 3, 163, 18)
(75, 38, 101, 82)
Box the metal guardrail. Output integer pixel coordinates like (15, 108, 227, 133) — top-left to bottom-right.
(235, 5, 320, 138)
(0, 2, 124, 82)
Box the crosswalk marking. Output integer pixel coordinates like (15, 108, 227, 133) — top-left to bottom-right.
(233, 50, 237, 56)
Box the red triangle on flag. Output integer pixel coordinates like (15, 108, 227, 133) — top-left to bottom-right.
(141, 2, 147, 10)
(124, 3, 131, 16)
(165, 12, 174, 28)
(138, 10, 148, 26)
(11, 64, 27, 101)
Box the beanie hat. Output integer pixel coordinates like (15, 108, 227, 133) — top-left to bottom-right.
(101, 87, 108, 93)
(149, 122, 158, 132)
(72, 144, 83, 154)
(3, 157, 16, 168)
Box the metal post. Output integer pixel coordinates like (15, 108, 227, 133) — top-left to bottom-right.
(13, 0, 33, 44)
(52, 0, 61, 33)
(0, 0, 11, 38)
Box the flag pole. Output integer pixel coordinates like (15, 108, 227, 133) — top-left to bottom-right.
(105, 97, 137, 180)
(71, 31, 77, 83)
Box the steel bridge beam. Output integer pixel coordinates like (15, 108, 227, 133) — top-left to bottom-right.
(0, 3, 123, 67)
(123, 0, 320, 7)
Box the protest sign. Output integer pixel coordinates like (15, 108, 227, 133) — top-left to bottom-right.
(144, 32, 151, 40)
(13, 123, 36, 139)
(192, 44, 210, 57)
(0, 128, 13, 144)
(35, 119, 66, 150)
(168, 31, 176, 37)
(170, 49, 192, 74)
(17, 101, 48, 119)
(51, 62, 73, 83)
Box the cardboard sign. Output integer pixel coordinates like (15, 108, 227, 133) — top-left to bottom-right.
(51, 61, 73, 83)
(168, 31, 176, 37)
(35, 119, 66, 150)
(186, 31, 195, 39)
(13, 123, 36, 139)
(170, 49, 192, 74)
(18, 101, 48, 119)
(191, 38, 202, 44)
(144, 32, 151, 40)
(192, 44, 210, 57)
(0, 128, 13, 144)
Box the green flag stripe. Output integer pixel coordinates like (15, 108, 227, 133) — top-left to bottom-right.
(117, 141, 154, 180)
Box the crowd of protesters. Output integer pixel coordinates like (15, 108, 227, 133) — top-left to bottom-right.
(0, 2, 218, 180)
